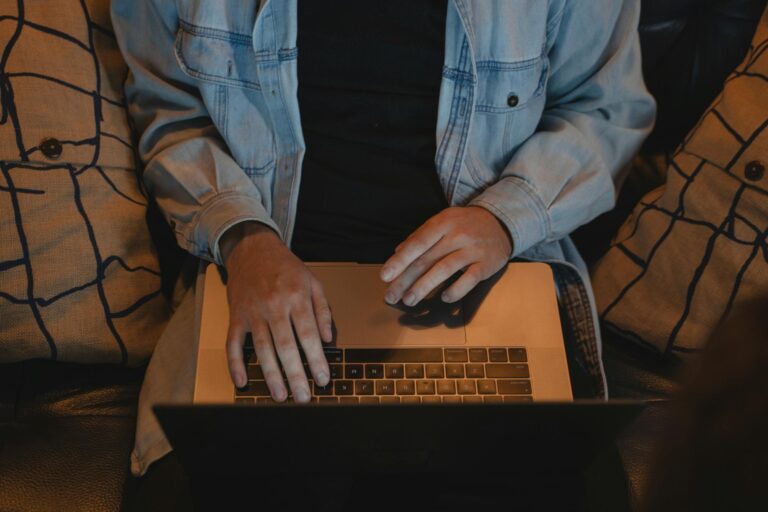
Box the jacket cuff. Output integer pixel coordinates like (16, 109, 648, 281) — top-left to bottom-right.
(468, 176, 550, 258)
(191, 192, 280, 265)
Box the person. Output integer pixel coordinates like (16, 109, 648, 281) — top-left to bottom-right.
(112, 0, 655, 406)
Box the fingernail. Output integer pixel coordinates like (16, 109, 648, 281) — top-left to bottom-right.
(385, 292, 396, 304)
(296, 388, 311, 403)
(237, 374, 247, 388)
(441, 292, 450, 303)
(403, 292, 415, 306)
(274, 388, 287, 402)
(381, 268, 393, 282)
(317, 371, 329, 386)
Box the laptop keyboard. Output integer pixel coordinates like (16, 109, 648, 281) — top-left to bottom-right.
(235, 347, 533, 404)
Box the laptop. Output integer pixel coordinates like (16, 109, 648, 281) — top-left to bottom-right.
(193, 261, 573, 404)
(155, 262, 643, 480)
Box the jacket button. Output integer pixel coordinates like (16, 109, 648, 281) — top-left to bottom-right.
(506, 94, 519, 108)
(745, 160, 765, 181)
(40, 138, 63, 160)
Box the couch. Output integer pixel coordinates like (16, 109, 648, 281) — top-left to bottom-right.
(0, 0, 765, 510)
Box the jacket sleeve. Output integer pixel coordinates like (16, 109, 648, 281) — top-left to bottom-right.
(111, 0, 280, 264)
(469, 0, 656, 257)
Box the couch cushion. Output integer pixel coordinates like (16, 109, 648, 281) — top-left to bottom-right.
(0, 0, 169, 365)
(592, 6, 768, 357)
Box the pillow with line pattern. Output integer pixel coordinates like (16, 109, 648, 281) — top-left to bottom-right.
(0, 0, 169, 365)
(591, 7, 768, 358)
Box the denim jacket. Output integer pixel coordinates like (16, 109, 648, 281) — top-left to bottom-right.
(112, 0, 656, 397)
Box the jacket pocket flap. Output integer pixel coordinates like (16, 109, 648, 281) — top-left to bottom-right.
(475, 57, 548, 114)
(174, 21, 262, 91)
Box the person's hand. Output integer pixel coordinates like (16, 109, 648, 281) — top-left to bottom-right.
(220, 222, 333, 403)
(380, 206, 513, 306)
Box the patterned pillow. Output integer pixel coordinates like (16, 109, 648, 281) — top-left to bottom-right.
(592, 8, 768, 357)
(0, 0, 169, 365)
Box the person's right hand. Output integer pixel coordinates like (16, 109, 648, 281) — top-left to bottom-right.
(220, 222, 333, 403)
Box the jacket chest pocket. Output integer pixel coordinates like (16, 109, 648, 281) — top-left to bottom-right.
(468, 57, 549, 187)
(174, 22, 275, 175)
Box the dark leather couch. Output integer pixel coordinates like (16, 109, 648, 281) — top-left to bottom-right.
(1, 1, 765, 510)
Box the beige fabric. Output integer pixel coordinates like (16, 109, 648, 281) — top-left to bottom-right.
(0, 1, 169, 365)
(592, 8, 768, 356)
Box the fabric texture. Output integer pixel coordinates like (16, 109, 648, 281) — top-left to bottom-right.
(292, 0, 448, 262)
(0, 0, 169, 365)
(592, 7, 768, 357)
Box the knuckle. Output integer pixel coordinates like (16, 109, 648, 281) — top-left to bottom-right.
(272, 336, 294, 352)
(286, 370, 307, 384)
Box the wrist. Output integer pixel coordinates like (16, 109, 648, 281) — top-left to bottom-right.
(220, 221, 279, 268)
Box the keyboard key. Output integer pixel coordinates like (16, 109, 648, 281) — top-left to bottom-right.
(396, 380, 415, 395)
(345, 364, 364, 379)
(324, 349, 343, 363)
(401, 396, 420, 404)
(335, 380, 354, 395)
(468, 348, 488, 362)
(235, 398, 254, 404)
(236, 381, 271, 397)
(457, 380, 476, 395)
(376, 380, 395, 395)
(405, 364, 424, 379)
(416, 380, 436, 395)
(360, 396, 380, 404)
(355, 380, 374, 395)
(489, 348, 508, 362)
(504, 395, 533, 403)
(463, 396, 483, 404)
(483, 396, 504, 403)
(346, 348, 443, 363)
(425, 364, 444, 378)
(365, 364, 384, 379)
(444, 348, 468, 362)
(466, 364, 484, 378)
(485, 364, 530, 379)
(443, 396, 462, 404)
(385, 364, 404, 379)
(319, 397, 339, 403)
(314, 383, 333, 396)
(340, 397, 359, 404)
(329, 364, 343, 379)
(246, 365, 264, 380)
(445, 364, 464, 378)
(422, 396, 442, 404)
(380, 396, 400, 404)
(508, 348, 527, 362)
(497, 380, 532, 395)
(244, 352, 257, 365)
(477, 380, 497, 394)
(437, 380, 456, 395)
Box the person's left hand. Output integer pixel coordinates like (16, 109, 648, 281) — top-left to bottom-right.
(381, 206, 513, 306)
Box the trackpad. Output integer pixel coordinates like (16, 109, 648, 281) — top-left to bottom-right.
(311, 265, 467, 347)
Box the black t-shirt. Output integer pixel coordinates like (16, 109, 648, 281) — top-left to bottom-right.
(291, 0, 449, 263)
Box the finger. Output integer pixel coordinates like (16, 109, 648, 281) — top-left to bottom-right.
(291, 301, 331, 387)
(381, 218, 446, 283)
(385, 238, 456, 305)
(270, 316, 312, 403)
(251, 322, 289, 402)
(311, 278, 334, 343)
(225, 318, 248, 388)
(441, 263, 485, 303)
(403, 250, 471, 306)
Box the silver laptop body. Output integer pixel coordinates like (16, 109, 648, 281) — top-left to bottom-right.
(194, 262, 572, 403)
